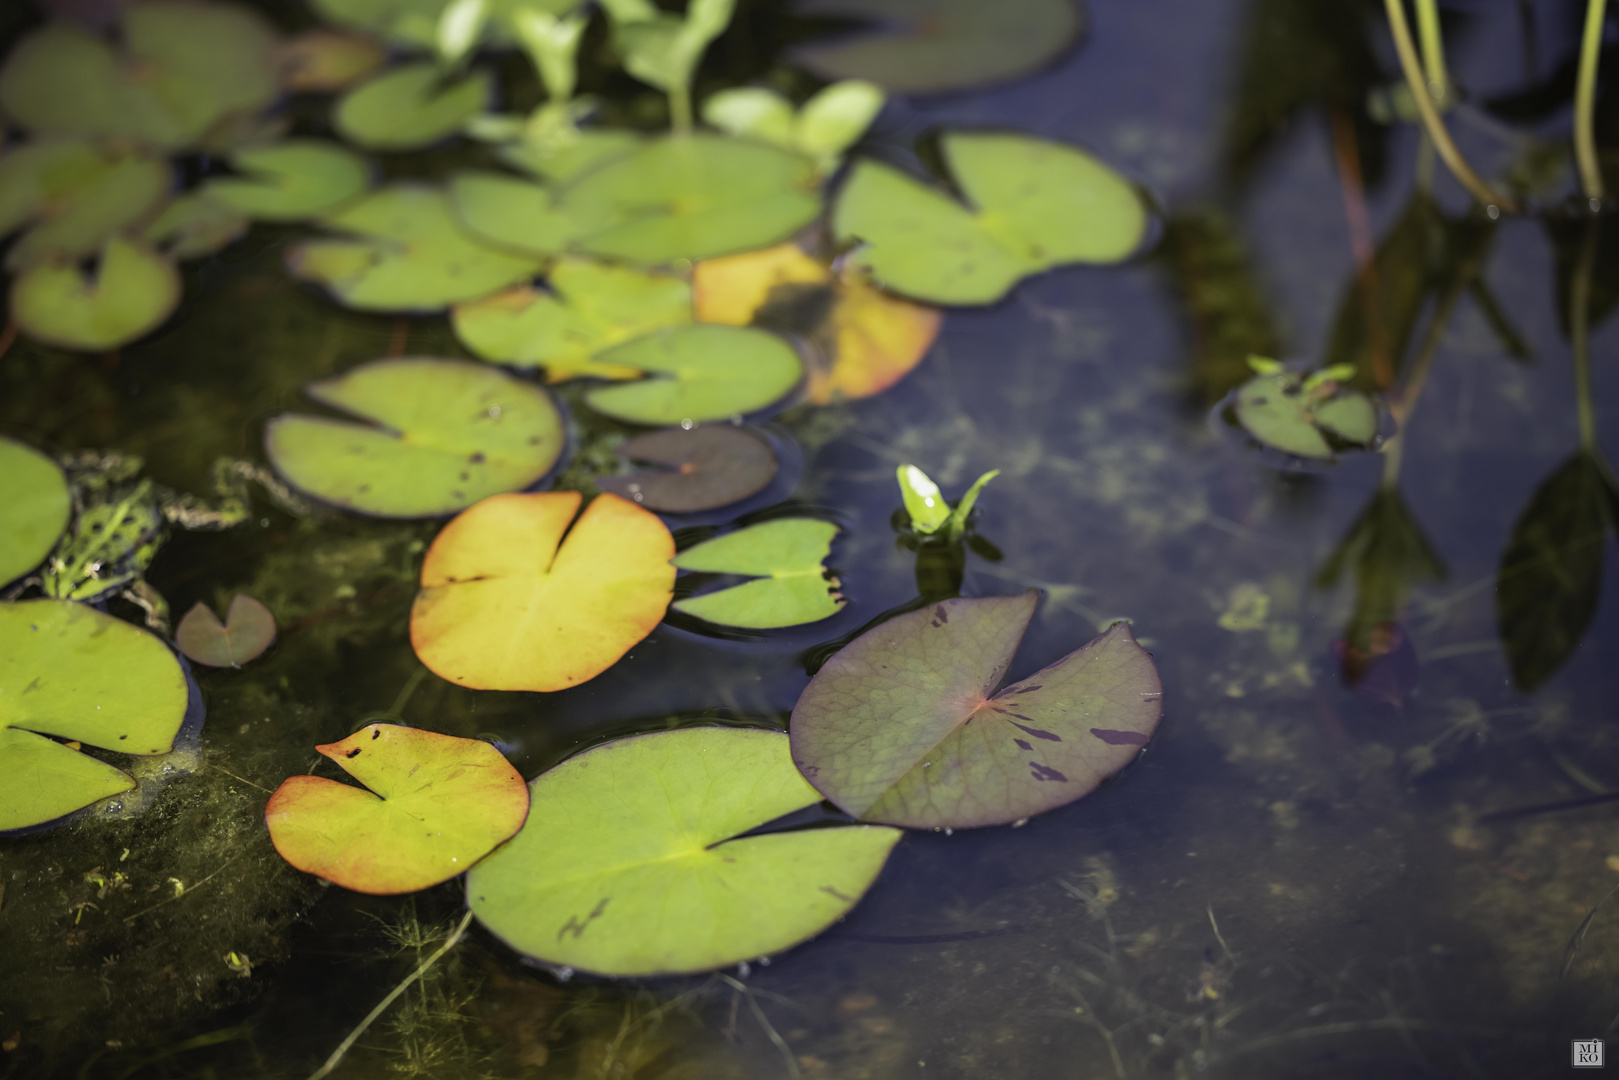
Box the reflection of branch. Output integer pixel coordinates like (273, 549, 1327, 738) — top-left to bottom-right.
(1382, 0, 1517, 212)
(1576, 0, 1610, 203)
(1572, 218, 1600, 452)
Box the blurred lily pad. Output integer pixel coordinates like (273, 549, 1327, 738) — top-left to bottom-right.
(0, 436, 71, 588)
(598, 426, 777, 512)
(672, 518, 844, 628)
(790, 0, 1083, 93)
(410, 491, 675, 691)
(310, 0, 582, 50)
(791, 593, 1163, 829)
(467, 726, 901, 976)
(142, 193, 251, 260)
(835, 132, 1145, 304)
(452, 258, 691, 380)
(201, 140, 370, 221)
(265, 357, 567, 517)
(266, 723, 529, 894)
(1232, 361, 1377, 460)
(12, 237, 181, 351)
(1, 599, 189, 832)
(694, 242, 939, 403)
(335, 62, 492, 151)
(175, 594, 277, 668)
(449, 171, 585, 258)
(495, 128, 642, 182)
(286, 184, 543, 311)
(0, 1, 280, 150)
(276, 29, 388, 92)
(0, 141, 172, 271)
(585, 325, 803, 426)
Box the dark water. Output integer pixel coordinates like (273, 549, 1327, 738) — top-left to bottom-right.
(4, 1, 1619, 1078)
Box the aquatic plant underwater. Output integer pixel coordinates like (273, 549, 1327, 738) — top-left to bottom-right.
(1, 0, 1619, 1076)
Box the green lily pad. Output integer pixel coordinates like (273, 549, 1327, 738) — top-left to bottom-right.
(334, 62, 492, 151)
(0, 142, 173, 271)
(834, 131, 1146, 305)
(142, 192, 251, 260)
(310, 0, 583, 50)
(12, 237, 181, 351)
(1233, 365, 1377, 460)
(558, 135, 821, 265)
(276, 29, 389, 92)
(671, 518, 844, 629)
(791, 0, 1084, 93)
(264, 357, 567, 518)
(791, 593, 1163, 830)
(467, 726, 901, 976)
(584, 325, 803, 426)
(495, 129, 643, 182)
(175, 594, 277, 668)
(200, 140, 370, 222)
(266, 723, 529, 894)
(451, 257, 692, 379)
(0, 599, 190, 832)
(0, 2, 280, 150)
(598, 426, 778, 512)
(286, 184, 544, 311)
(0, 437, 70, 588)
(448, 171, 584, 258)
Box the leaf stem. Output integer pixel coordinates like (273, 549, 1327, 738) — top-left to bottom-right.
(1382, 0, 1517, 212)
(1413, 0, 1450, 104)
(670, 84, 694, 136)
(1577, 0, 1609, 203)
(1572, 217, 1600, 452)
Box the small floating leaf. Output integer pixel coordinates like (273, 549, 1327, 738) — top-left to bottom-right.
(0, 600, 189, 832)
(791, 0, 1084, 93)
(201, 140, 370, 221)
(702, 80, 884, 169)
(834, 132, 1145, 305)
(142, 193, 251, 260)
(0, 436, 71, 588)
(449, 171, 582, 258)
(334, 62, 492, 151)
(598, 426, 777, 512)
(265, 723, 529, 895)
(791, 594, 1163, 830)
(693, 242, 939, 403)
(12, 237, 181, 351)
(672, 518, 843, 628)
(0, 143, 172, 271)
(265, 357, 566, 518)
(452, 257, 691, 380)
(286, 184, 543, 311)
(584, 325, 802, 426)
(175, 594, 277, 668)
(410, 491, 675, 691)
(467, 726, 901, 976)
(1232, 364, 1377, 460)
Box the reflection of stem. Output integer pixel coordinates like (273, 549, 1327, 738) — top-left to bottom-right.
(1573, 218, 1600, 451)
(1383, 0, 1517, 211)
(1382, 252, 1476, 485)
(1576, 0, 1609, 203)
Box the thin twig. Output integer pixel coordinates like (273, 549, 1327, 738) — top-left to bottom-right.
(1207, 905, 1235, 963)
(1576, 0, 1610, 203)
(123, 847, 253, 925)
(715, 975, 801, 1080)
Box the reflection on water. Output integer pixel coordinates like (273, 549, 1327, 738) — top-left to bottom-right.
(3, 0, 1619, 1077)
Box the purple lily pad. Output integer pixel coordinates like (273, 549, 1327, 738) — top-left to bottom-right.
(790, 592, 1163, 829)
(598, 426, 778, 513)
(175, 594, 277, 668)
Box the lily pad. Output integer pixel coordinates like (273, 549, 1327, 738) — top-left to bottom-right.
(411, 491, 675, 691)
(276, 29, 388, 92)
(310, 0, 582, 50)
(175, 594, 277, 668)
(834, 132, 1146, 305)
(559, 135, 821, 265)
(467, 726, 901, 976)
(286, 184, 543, 311)
(495, 128, 642, 183)
(598, 426, 778, 512)
(451, 257, 692, 380)
(790, 593, 1163, 829)
(671, 518, 843, 629)
(0, 599, 189, 832)
(1232, 361, 1377, 460)
(0, 142, 172, 271)
(449, 171, 583, 258)
(334, 62, 492, 151)
(265, 358, 566, 518)
(265, 723, 529, 894)
(0, 437, 71, 588)
(584, 325, 803, 426)
(694, 242, 939, 403)
(12, 237, 181, 351)
(142, 193, 251, 260)
(0, 1, 280, 150)
(791, 0, 1083, 93)
(201, 140, 370, 221)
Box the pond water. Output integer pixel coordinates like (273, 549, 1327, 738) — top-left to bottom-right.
(3, 0, 1619, 1077)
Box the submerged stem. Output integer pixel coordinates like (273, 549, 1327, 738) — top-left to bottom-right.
(1383, 0, 1517, 212)
(1576, 0, 1609, 203)
(1572, 218, 1600, 451)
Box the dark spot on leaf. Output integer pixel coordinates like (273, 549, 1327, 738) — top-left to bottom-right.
(1008, 719, 1061, 742)
(1014, 738, 1032, 751)
(459, 471, 469, 481)
(346, 748, 361, 758)
(821, 885, 854, 903)
(119, 735, 127, 740)
(1029, 762, 1067, 782)
(934, 604, 948, 623)
(557, 896, 610, 941)
(470, 452, 486, 463)
(372, 729, 381, 739)
(1090, 728, 1150, 746)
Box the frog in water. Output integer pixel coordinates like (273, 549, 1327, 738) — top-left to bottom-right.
(36, 452, 294, 633)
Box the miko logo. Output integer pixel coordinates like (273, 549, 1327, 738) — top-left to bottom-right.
(1574, 1039, 1605, 1068)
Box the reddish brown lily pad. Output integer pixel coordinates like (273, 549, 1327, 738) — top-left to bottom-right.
(597, 426, 779, 513)
(175, 594, 277, 668)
